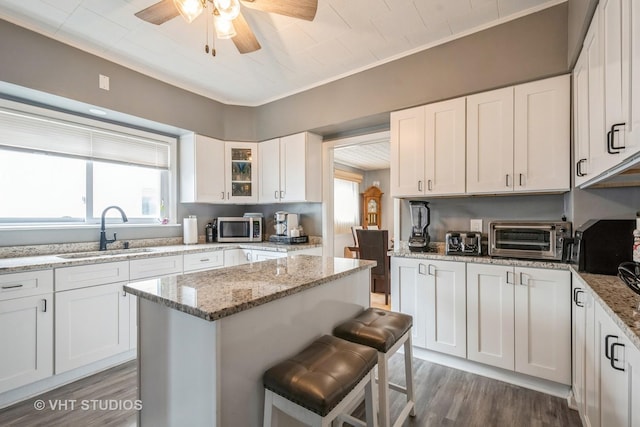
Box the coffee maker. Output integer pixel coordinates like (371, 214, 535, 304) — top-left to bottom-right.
(274, 211, 298, 237)
(408, 201, 431, 252)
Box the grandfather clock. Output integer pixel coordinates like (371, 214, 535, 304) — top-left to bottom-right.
(361, 185, 383, 229)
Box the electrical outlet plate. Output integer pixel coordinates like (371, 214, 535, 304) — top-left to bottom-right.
(470, 219, 482, 232)
(99, 74, 110, 91)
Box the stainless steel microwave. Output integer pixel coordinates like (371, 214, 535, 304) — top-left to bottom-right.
(217, 217, 263, 242)
(488, 221, 572, 261)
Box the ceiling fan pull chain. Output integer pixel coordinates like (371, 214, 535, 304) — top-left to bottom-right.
(204, 1, 210, 53)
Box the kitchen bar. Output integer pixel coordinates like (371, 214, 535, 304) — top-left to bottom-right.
(124, 255, 374, 426)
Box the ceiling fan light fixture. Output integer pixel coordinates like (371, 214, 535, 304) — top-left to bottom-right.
(214, 15, 237, 39)
(174, 0, 205, 23)
(213, 0, 241, 20)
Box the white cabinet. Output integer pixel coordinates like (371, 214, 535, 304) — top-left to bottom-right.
(251, 250, 287, 262)
(390, 98, 466, 197)
(180, 134, 259, 204)
(55, 261, 129, 291)
(259, 132, 322, 203)
(391, 257, 428, 348)
(423, 260, 466, 358)
(224, 248, 252, 267)
(467, 263, 570, 384)
(594, 301, 640, 427)
(183, 251, 224, 273)
(180, 133, 226, 203)
(55, 282, 129, 374)
(0, 270, 54, 393)
(130, 255, 183, 280)
(573, 47, 593, 185)
(467, 76, 570, 194)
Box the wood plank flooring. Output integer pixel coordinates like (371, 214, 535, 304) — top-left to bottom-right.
(0, 355, 581, 426)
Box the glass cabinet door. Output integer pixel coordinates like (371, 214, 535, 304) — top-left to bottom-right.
(226, 142, 258, 203)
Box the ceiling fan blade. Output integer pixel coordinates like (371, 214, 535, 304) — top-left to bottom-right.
(135, 0, 180, 25)
(241, 0, 318, 21)
(232, 12, 261, 54)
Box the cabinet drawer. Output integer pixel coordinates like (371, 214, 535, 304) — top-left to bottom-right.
(55, 261, 129, 292)
(184, 251, 224, 273)
(0, 269, 53, 300)
(130, 255, 183, 280)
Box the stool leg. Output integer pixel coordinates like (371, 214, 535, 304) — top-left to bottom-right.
(378, 352, 390, 427)
(365, 370, 379, 427)
(404, 333, 416, 417)
(263, 389, 273, 427)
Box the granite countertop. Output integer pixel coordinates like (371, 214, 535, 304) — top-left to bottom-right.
(574, 272, 640, 350)
(0, 240, 322, 274)
(124, 255, 376, 321)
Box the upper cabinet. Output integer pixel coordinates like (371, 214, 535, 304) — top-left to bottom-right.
(258, 132, 322, 203)
(391, 75, 570, 197)
(573, 0, 640, 187)
(390, 98, 466, 197)
(180, 134, 258, 204)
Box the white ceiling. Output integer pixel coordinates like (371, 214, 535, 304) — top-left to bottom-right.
(334, 141, 390, 171)
(0, 0, 563, 107)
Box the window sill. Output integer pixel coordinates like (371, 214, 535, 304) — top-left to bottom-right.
(0, 223, 181, 232)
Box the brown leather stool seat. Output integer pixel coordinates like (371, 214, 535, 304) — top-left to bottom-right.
(333, 307, 412, 353)
(263, 334, 378, 417)
(333, 308, 416, 427)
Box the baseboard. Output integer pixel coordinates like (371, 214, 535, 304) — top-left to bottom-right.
(0, 350, 136, 410)
(411, 347, 572, 399)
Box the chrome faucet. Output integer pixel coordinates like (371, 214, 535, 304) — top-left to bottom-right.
(99, 206, 128, 251)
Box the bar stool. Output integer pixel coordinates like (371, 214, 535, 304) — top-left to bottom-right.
(333, 308, 415, 427)
(263, 334, 379, 427)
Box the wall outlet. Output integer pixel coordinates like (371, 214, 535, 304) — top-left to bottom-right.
(99, 74, 110, 91)
(470, 219, 483, 232)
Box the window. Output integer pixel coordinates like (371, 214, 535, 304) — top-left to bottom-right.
(334, 169, 362, 234)
(0, 101, 175, 225)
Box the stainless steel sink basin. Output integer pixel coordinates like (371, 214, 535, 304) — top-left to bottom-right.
(56, 248, 157, 259)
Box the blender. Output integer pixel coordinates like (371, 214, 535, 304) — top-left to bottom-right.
(408, 201, 431, 252)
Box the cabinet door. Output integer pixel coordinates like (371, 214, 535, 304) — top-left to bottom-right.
(251, 250, 286, 262)
(424, 260, 466, 357)
(514, 268, 571, 384)
(466, 263, 514, 370)
(0, 294, 53, 393)
(259, 138, 281, 203)
(584, 287, 599, 427)
(226, 142, 259, 203)
(130, 255, 183, 280)
(424, 98, 466, 195)
(55, 283, 129, 374)
(129, 294, 137, 350)
(631, 0, 640, 147)
(466, 87, 514, 194)
(574, 50, 593, 185)
(602, 0, 634, 167)
(391, 257, 428, 348)
(514, 76, 570, 192)
(223, 249, 251, 267)
(390, 106, 426, 197)
(595, 302, 633, 427)
(585, 8, 607, 176)
(280, 133, 311, 202)
(571, 275, 587, 415)
(180, 134, 226, 203)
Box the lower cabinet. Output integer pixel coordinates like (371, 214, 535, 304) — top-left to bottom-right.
(55, 282, 130, 374)
(467, 263, 571, 384)
(130, 255, 183, 280)
(251, 250, 287, 262)
(224, 249, 252, 267)
(0, 293, 53, 394)
(391, 257, 466, 356)
(594, 301, 640, 427)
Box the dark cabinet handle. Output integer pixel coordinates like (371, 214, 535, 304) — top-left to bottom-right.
(610, 342, 625, 372)
(607, 123, 626, 154)
(572, 288, 584, 307)
(605, 334, 618, 360)
(576, 159, 587, 177)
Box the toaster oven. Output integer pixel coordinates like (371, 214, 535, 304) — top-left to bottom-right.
(488, 221, 572, 261)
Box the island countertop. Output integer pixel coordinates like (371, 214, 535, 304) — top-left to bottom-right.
(124, 255, 375, 322)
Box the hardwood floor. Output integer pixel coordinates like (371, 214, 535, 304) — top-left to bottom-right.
(0, 355, 580, 426)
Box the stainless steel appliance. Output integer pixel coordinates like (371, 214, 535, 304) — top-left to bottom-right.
(408, 201, 430, 252)
(570, 219, 635, 275)
(216, 216, 263, 242)
(488, 221, 571, 261)
(445, 232, 482, 256)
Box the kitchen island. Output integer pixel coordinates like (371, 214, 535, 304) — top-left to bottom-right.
(124, 255, 375, 427)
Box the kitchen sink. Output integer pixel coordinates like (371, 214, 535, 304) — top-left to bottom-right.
(56, 248, 157, 259)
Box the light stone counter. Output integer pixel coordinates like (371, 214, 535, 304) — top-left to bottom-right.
(0, 239, 322, 274)
(124, 255, 375, 321)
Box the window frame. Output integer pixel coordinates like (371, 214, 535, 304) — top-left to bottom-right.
(0, 98, 178, 227)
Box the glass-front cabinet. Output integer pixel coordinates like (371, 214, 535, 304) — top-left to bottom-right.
(226, 142, 258, 203)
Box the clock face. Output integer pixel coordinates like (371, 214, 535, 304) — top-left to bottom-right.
(368, 199, 377, 213)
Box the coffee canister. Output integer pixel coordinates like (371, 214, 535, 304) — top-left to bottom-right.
(183, 215, 198, 245)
